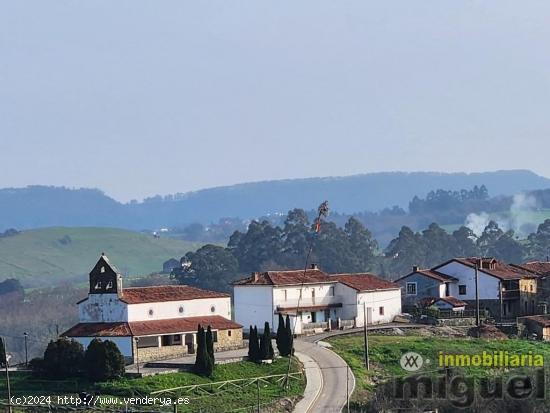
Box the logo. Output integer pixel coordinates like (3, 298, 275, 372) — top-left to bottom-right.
(400, 351, 423, 371)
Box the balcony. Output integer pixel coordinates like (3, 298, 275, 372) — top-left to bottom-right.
(276, 296, 343, 313)
(501, 289, 520, 300)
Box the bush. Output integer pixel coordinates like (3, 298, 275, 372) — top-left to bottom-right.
(0, 337, 6, 368)
(84, 338, 125, 382)
(28, 357, 45, 376)
(43, 338, 84, 379)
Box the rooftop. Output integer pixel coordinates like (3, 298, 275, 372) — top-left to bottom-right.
(63, 315, 242, 337)
(435, 257, 536, 281)
(332, 273, 400, 291)
(512, 262, 550, 277)
(232, 268, 334, 286)
(434, 296, 468, 307)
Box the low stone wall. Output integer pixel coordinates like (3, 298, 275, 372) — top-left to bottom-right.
(133, 341, 188, 363)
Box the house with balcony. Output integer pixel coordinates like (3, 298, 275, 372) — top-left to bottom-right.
(63, 254, 243, 364)
(395, 257, 538, 320)
(232, 265, 401, 334)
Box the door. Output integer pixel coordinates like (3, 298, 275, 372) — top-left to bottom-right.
(185, 333, 195, 354)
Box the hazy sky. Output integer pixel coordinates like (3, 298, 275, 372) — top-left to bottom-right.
(2, 1, 550, 201)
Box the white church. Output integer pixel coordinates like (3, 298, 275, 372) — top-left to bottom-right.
(63, 254, 243, 363)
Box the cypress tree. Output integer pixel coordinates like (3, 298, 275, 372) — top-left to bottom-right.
(206, 325, 215, 375)
(0, 337, 6, 367)
(252, 326, 260, 362)
(248, 326, 257, 361)
(194, 324, 209, 375)
(261, 322, 274, 360)
(276, 313, 286, 356)
(285, 314, 293, 356)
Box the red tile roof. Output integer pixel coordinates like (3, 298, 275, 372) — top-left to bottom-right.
(395, 268, 457, 283)
(62, 316, 241, 337)
(232, 269, 334, 286)
(119, 285, 229, 304)
(434, 296, 467, 307)
(512, 262, 550, 276)
(434, 257, 535, 281)
(332, 273, 400, 291)
(62, 322, 132, 337)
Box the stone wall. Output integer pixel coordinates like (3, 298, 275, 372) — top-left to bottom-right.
(131, 328, 244, 363)
(215, 328, 243, 351)
(133, 339, 188, 363)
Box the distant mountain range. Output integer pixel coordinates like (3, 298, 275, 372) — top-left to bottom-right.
(1, 170, 549, 231)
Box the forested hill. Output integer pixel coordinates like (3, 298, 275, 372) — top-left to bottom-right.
(1, 170, 549, 231)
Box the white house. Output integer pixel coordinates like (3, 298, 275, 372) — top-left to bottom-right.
(233, 265, 401, 334)
(63, 255, 243, 363)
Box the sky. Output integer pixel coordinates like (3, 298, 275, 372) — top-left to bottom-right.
(1, 1, 550, 202)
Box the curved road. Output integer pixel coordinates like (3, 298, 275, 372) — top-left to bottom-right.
(294, 340, 354, 413)
(294, 323, 425, 412)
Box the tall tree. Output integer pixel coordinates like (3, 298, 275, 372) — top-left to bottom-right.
(477, 221, 504, 256)
(194, 325, 212, 376)
(260, 322, 274, 360)
(0, 337, 6, 367)
(205, 325, 215, 375)
(173, 245, 238, 292)
(344, 217, 378, 271)
(276, 314, 289, 356)
(527, 219, 550, 260)
(285, 315, 293, 356)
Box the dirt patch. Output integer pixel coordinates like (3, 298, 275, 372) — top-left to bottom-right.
(467, 324, 508, 339)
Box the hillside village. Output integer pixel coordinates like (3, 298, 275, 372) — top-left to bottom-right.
(4, 250, 550, 411)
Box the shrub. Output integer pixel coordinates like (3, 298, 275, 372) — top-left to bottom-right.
(84, 338, 125, 382)
(43, 338, 84, 379)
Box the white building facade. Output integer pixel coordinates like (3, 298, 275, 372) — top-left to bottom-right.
(63, 255, 243, 363)
(233, 267, 401, 334)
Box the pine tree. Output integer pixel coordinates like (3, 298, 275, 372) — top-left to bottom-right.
(206, 325, 215, 375)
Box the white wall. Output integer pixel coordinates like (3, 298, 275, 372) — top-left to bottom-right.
(356, 289, 401, 326)
(272, 283, 337, 304)
(73, 336, 133, 358)
(437, 262, 500, 300)
(334, 283, 359, 320)
(79, 294, 128, 322)
(234, 285, 274, 332)
(127, 297, 232, 322)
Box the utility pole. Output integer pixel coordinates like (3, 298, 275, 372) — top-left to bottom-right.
(256, 379, 260, 413)
(23, 332, 28, 367)
(475, 260, 480, 327)
(134, 337, 140, 375)
(363, 302, 370, 370)
(3, 337, 13, 413)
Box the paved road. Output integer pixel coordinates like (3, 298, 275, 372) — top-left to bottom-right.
(294, 340, 354, 413)
(294, 323, 425, 412)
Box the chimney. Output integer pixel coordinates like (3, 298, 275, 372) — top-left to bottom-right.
(252, 272, 259, 282)
(412, 265, 419, 273)
(310, 263, 319, 270)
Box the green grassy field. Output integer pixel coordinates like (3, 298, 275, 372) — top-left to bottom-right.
(0, 227, 202, 284)
(1, 358, 305, 413)
(329, 333, 550, 402)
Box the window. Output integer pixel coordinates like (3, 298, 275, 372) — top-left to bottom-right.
(100, 266, 105, 273)
(210, 305, 216, 313)
(179, 306, 184, 314)
(459, 285, 467, 295)
(406, 282, 417, 295)
(212, 331, 218, 342)
(379, 306, 384, 316)
(94, 281, 102, 290)
(283, 290, 287, 301)
(530, 284, 534, 292)
(148, 308, 154, 316)
(228, 330, 232, 337)
(329, 286, 335, 296)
